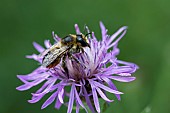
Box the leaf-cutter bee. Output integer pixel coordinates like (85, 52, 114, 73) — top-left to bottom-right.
(40, 33, 90, 69)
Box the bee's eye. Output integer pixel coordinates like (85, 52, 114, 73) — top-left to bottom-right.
(76, 35, 88, 47)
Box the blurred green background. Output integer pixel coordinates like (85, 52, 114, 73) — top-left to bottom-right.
(0, 0, 170, 113)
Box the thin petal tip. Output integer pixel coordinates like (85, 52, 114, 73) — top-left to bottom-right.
(122, 26, 128, 30)
(99, 21, 104, 25)
(16, 86, 25, 91)
(32, 41, 37, 46)
(74, 24, 78, 28)
(41, 106, 46, 109)
(16, 86, 20, 90)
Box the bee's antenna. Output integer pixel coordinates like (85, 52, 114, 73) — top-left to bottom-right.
(85, 32, 92, 37)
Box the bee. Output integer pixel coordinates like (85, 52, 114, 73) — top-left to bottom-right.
(40, 33, 91, 69)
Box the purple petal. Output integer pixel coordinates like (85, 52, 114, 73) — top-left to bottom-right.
(33, 42, 44, 53)
(102, 77, 121, 100)
(44, 40, 51, 48)
(50, 82, 67, 91)
(107, 26, 127, 46)
(100, 21, 107, 41)
(28, 94, 45, 103)
(58, 87, 64, 104)
(76, 101, 80, 113)
(25, 54, 40, 61)
(28, 80, 51, 103)
(104, 46, 119, 60)
(90, 83, 100, 113)
(75, 24, 81, 34)
(108, 76, 136, 82)
(55, 97, 62, 109)
(41, 91, 58, 109)
(103, 66, 135, 75)
(33, 78, 57, 96)
(91, 80, 123, 94)
(16, 84, 33, 91)
(107, 29, 127, 49)
(116, 60, 139, 71)
(67, 84, 75, 113)
(16, 77, 46, 91)
(32, 66, 47, 73)
(92, 32, 97, 42)
(26, 77, 47, 85)
(82, 85, 95, 113)
(74, 87, 88, 112)
(118, 73, 131, 76)
(33, 77, 51, 93)
(30, 77, 47, 85)
(17, 72, 49, 82)
(52, 31, 60, 42)
(16, 75, 27, 83)
(96, 87, 113, 102)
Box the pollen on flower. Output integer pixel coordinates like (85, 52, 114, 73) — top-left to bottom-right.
(16, 22, 138, 113)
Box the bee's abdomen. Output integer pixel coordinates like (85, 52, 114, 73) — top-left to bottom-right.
(46, 57, 61, 68)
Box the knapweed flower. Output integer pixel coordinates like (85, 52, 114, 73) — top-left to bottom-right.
(16, 22, 138, 113)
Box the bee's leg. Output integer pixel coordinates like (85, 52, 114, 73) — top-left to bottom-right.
(80, 47, 85, 53)
(68, 52, 86, 69)
(62, 54, 69, 78)
(76, 46, 84, 55)
(71, 55, 80, 64)
(67, 52, 79, 64)
(75, 46, 81, 53)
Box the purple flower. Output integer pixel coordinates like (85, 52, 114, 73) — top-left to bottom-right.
(16, 22, 138, 113)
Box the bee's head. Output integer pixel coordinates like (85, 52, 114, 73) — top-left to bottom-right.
(76, 34, 90, 48)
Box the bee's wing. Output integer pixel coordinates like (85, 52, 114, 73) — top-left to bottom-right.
(39, 48, 50, 57)
(42, 45, 69, 67)
(39, 42, 62, 57)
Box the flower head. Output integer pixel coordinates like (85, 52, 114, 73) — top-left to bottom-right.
(16, 22, 138, 113)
